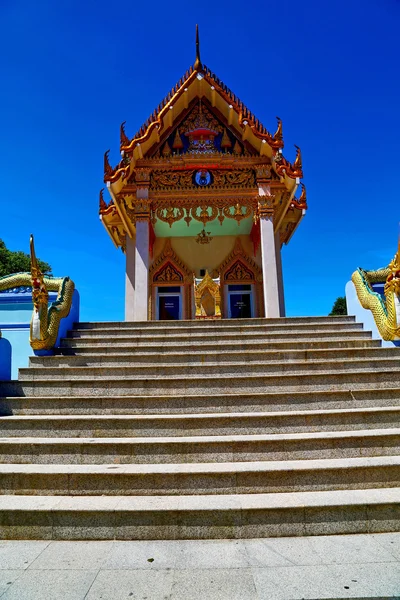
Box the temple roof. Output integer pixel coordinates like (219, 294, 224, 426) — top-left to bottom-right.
(103, 29, 303, 191)
(100, 28, 307, 251)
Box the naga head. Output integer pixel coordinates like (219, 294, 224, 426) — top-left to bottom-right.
(30, 234, 48, 312)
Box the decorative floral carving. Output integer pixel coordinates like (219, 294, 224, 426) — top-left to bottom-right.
(150, 169, 256, 191)
(150, 170, 194, 189)
(256, 195, 275, 220)
(256, 165, 272, 181)
(154, 262, 183, 282)
(180, 103, 222, 136)
(212, 170, 255, 188)
(156, 207, 185, 228)
(225, 260, 254, 281)
(135, 168, 151, 183)
(196, 229, 213, 244)
(149, 239, 192, 285)
(124, 197, 151, 223)
(191, 205, 219, 226)
(216, 238, 262, 283)
(222, 204, 252, 225)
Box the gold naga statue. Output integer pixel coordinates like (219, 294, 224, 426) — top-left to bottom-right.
(351, 235, 400, 341)
(0, 235, 75, 350)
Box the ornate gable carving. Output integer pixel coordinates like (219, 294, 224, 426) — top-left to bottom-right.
(225, 260, 254, 282)
(216, 238, 262, 282)
(154, 262, 183, 283)
(151, 100, 247, 158)
(150, 239, 192, 284)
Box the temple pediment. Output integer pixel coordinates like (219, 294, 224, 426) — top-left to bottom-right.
(147, 99, 250, 159)
(100, 29, 307, 257)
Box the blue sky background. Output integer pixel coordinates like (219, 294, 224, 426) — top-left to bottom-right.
(1, 0, 399, 320)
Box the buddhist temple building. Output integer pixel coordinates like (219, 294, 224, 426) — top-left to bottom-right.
(100, 27, 307, 321)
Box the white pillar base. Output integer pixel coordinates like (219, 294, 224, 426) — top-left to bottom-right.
(125, 236, 135, 321)
(275, 230, 286, 317)
(134, 220, 150, 321)
(260, 216, 280, 318)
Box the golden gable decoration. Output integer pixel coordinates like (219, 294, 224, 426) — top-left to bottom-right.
(154, 262, 183, 283)
(216, 238, 262, 283)
(149, 239, 192, 285)
(225, 260, 254, 282)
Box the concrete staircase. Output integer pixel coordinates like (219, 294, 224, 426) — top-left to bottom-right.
(0, 315, 399, 540)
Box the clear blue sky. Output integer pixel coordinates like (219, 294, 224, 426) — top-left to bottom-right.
(1, 0, 399, 320)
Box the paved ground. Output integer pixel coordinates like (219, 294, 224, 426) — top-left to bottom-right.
(0, 533, 399, 599)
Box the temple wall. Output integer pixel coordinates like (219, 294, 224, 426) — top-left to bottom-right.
(151, 235, 261, 275)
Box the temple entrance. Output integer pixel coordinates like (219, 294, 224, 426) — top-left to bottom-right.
(227, 284, 253, 318)
(156, 286, 182, 320)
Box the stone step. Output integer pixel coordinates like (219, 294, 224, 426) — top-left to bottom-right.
(0, 456, 399, 496)
(1, 407, 399, 437)
(75, 316, 357, 329)
(3, 368, 400, 396)
(31, 346, 398, 368)
(1, 487, 398, 540)
(61, 333, 378, 349)
(18, 356, 400, 380)
(71, 319, 360, 334)
(1, 429, 399, 464)
(2, 387, 399, 415)
(67, 323, 366, 339)
(58, 338, 382, 354)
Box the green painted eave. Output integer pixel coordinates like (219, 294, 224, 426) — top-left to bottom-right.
(154, 215, 253, 238)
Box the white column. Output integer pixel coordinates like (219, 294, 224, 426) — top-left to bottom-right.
(134, 219, 149, 321)
(274, 230, 286, 317)
(125, 235, 136, 321)
(260, 215, 280, 318)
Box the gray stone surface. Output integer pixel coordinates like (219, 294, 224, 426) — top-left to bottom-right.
(0, 540, 49, 569)
(29, 541, 111, 570)
(86, 569, 174, 599)
(0, 534, 399, 599)
(0, 569, 98, 599)
(104, 540, 179, 570)
(171, 567, 258, 599)
(0, 571, 24, 597)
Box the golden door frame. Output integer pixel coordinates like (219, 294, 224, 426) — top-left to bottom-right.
(215, 238, 264, 318)
(149, 239, 193, 320)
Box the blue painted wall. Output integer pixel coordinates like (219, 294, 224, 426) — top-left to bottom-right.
(0, 336, 12, 380)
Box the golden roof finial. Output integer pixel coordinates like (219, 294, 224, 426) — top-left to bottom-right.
(104, 150, 113, 177)
(120, 121, 130, 147)
(194, 24, 202, 71)
(99, 188, 107, 211)
(293, 145, 302, 170)
(274, 117, 283, 141)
